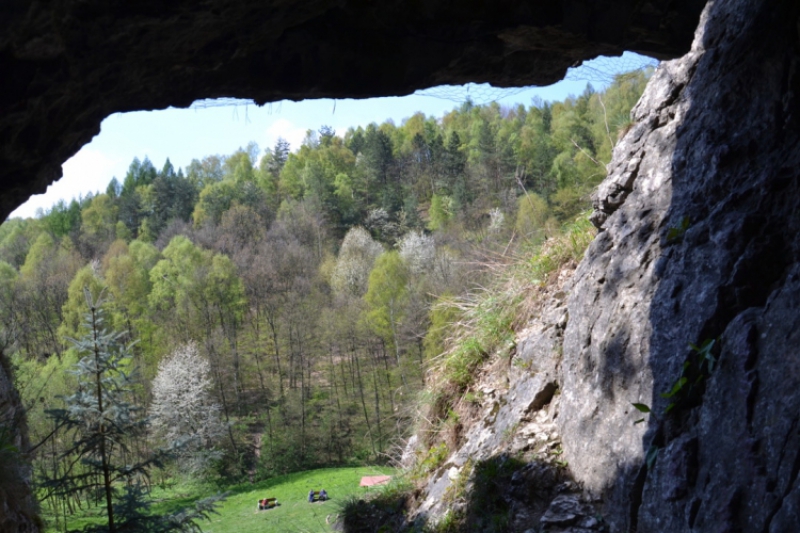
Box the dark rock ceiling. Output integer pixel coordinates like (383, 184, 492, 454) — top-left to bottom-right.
(2, 0, 705, 220)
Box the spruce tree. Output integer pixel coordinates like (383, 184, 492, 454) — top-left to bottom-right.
(46, 289, 222, 533)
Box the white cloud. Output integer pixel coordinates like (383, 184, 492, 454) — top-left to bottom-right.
(9, 148, 122, 219)
(263, 118, 308, 154)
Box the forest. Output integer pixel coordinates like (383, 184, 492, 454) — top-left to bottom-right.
(0, 71, 649, 530)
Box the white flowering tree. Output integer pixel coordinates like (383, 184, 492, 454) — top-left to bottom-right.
(150, 341, 226, 472)
(398, 230, 436, 276)
(331, 226, 383, 296)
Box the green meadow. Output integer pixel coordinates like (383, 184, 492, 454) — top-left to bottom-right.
(56, 466, 396, 533)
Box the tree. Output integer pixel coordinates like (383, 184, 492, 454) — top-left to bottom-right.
(58, 263, 106, 340)
(122, 157, 157, 196)
(186, 156, 224, 189)
(427, 194, 452, 231)
(106, 177, 122, 199)
(257, 140, 289, 208)
(216, 204, 265, 256)
(81, 194, 118, 244)
(265, 138, 290, 178)
(398, 230, 435, 276)
(331, 227, 383, 297)
(46, 290, 223, 533)
(103, 240, 160, 358)
(361, 125, 396, 211)
(0, 219, 35, 269)
(364, 251, 409, 384)
(192, 182, 236, 227)
(515, 192, 550, 240)
(150, 342, 226, 472)
(41, 199, 82, 238)
(18, 233, 82, 360)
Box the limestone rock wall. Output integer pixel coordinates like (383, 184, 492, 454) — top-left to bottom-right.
(410, 0, 800, 531)
(562, 0, 800, 530)
(0, 354, 39, 533)
(410, 268, 598, 532)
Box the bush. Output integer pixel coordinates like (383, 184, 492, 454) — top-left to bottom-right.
(514, 193, 549, 241)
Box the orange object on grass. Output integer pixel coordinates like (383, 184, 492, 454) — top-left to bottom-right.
(359, 475, 391, 487)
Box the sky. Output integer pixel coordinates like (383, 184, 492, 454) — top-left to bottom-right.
(9, 53, 657, 219)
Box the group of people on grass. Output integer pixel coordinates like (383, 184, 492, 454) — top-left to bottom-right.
(308, 489, 328, 502)
(257, 489, 329, 511)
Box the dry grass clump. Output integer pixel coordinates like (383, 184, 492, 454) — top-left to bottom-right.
(417, 213, 595, 456)
(435, 213, 595, 389)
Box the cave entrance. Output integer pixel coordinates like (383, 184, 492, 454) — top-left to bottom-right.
(10, 53, 656, 220)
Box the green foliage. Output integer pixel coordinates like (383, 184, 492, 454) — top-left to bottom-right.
(149, 236, 208, 311)
(41, 199, 83, 238)
(58, 264, 106, 340)
(445, 335, 493, 391)
(45, 290, 223, 533)
(523, 213, 595, 285)
(661, 338, 717, 414)
(427, 194, 452, 231)
(413, 442, 449, 480)
(632, 338, 718, 425)
(0, 69, 652, 528)
(82, 194, 119, 242)
(338, 476, 411, 533)
(514, 192, 549, 241)
(20, 232, 55, 279)
(193, 181, 239, 226)
(423, 295, 459, 361)
(667, 216, 691, 243)
(153, 467, 393, 533)
(0, 219, 36, 268)
(364, 251, 408, 344)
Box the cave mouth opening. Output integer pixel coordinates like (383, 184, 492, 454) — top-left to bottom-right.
(10, 52, 657, 221)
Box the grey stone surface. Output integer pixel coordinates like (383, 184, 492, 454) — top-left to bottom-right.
(540, 495, 597, 527)
(0, 1, 706, 530)
(414, 271, 600, 532)
(412, 0, 800, 531)
(562, 0, 800, 530)
(0, 354, 39, 533)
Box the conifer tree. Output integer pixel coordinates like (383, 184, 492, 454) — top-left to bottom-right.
(46, 289, 222, 533)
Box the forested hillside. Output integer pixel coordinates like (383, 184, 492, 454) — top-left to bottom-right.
(0, 71, 648, 527)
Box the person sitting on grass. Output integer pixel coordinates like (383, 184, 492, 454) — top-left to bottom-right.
(319, 489, 328, 501)
(308, 489, 315, 503)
